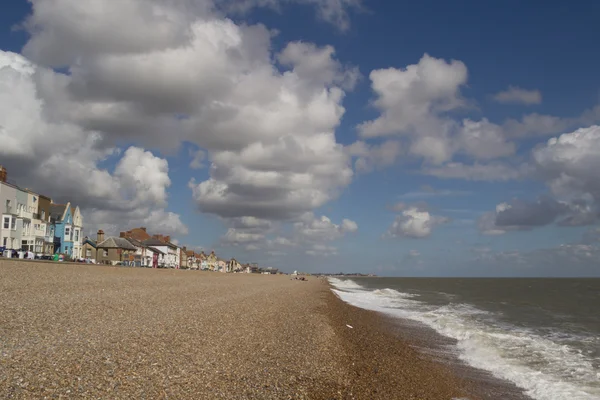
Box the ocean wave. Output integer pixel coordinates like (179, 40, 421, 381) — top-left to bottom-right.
(331, 286, 600, 400)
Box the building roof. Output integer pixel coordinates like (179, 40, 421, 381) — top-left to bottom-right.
(97, 237, 137, 250)
(121, 227, 151, 241)
(142, 238, 178, 249)
(142, 238, 167, 247)
(126, 237, 146, 248)
(50, 204, 66, 222)
(147, 246, 165, 255)
(82, 237, 97, 248)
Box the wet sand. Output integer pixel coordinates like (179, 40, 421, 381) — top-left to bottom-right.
(1, 260, 476, 399)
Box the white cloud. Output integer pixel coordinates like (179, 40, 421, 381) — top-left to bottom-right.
(532, 125, 600, 201)
(457, 118, 516, 160)
(478, 126, 600, 234)
(358, 54, 468, 139)
(0, 51, 187, 237)
(357, 54, 515, 165)
(9, 0, 363, 246)
(385, 207, 449, 239)
(293, 212, 358, 242)
(306, 243, 338, 256)
(422, 162, 527, 181)
(493, 86, 542, 105)
(220, 217, 275, 247)
(189, 148, 206, 170)
(346, 140, 402, 173)
(277, 41, 360, 91)
(217, 0, 362, 32)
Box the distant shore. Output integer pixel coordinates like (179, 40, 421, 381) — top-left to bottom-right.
(1, 260, 478, 399)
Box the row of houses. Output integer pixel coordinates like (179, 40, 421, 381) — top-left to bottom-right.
(0, 165, 279, 274)
(0, 166, 84, 258)
(81, 227, 277, 273)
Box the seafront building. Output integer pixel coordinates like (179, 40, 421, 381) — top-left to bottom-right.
(0, 166, 83, 258)
(0, 166, 278, 273)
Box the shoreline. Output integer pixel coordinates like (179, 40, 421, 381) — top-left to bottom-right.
(0, 260, 528, 399)
(322, 278, 532, 400)
(319, 278, 474, 399)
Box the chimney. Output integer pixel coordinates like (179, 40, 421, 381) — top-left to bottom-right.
(165, 236, 171, 243)
(119, 232, 126, 238)
(0, 165, 6, 183)
(97, 230, 105, 243)
(183, 246, 187, 252)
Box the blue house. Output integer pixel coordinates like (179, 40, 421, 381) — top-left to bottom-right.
(50, 202, 74, 256)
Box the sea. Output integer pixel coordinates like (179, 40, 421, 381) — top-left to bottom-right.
(329, 277, 600, 400)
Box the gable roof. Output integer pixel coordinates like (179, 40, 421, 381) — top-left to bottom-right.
(143, 238, 178, 249)
(97, 237, 137, 250)
(50, 204, 66, 222)
(82, 237, 97, 248)
(147, 246, 165, 255)
(142, 238, 167, 247)
(126, 237, 146, 248)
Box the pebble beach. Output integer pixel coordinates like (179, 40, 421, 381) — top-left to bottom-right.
(0, 260, 476, 399)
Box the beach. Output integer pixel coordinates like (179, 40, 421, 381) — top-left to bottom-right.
(0, 261, 474, 399)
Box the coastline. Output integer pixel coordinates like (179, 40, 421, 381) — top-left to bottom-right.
(323, 278, 532, 400)
(1, 260, 527, 399)
(319, 278, 474, 399)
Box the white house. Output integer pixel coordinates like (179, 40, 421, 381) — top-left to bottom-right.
(142, 238, 179, 268)
(71, 206, 83, 259)
(1, 177, 19, 250)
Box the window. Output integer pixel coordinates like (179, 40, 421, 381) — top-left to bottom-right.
(65, 227, 70, 238)
(86, 249, 92, 257)
(3, 216, 9, 229)
(74, 229, 79, 242)
(103, 250, 108, 257)
(2, 237, 6, 247)
(11, 218, 15, 230)
(41, 210, 45, 220)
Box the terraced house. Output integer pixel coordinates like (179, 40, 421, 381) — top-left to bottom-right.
(49, 202, 84, 258)
(1, 166, 56, 254)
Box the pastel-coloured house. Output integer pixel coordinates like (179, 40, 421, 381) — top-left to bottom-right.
(50, 202, 83, 258)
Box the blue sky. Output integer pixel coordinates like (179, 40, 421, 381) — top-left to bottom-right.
(1, 0, 600, 276)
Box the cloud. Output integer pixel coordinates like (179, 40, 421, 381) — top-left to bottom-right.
(470, 240, 600, 277)
(189, 148, 206, 170)
(358, 54, 468, 139)
(385, 206, 449, 239)
(357, 54, 516, 165)
(457, 118, 516, 160)
(493, 86, 542, 105)
(503, 105, 600, 139)
(220, 212, 357, 256)
(293, 212, 358, 242)
(217, 0, 363, 32)
(397, 186, 471, 200)
(346, 140, 402, 173)
(422, 162, 527, 181)
(277, 41, 360, 90)
(479, 125, 600, 234)
(220, 217, 275, 247)
(0, 51, 187, 237)
(306, 244, 338, 256)
(532, 125, 600, 202)
(14, 0, 361, 236)
(478, 197, 572, 235)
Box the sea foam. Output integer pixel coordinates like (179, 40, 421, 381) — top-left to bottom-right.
(329, 278, 600, 400)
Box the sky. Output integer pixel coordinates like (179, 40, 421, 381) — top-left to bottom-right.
(1, 0, 600, 277)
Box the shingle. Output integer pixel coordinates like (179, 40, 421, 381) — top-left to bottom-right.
(97, 237, 137, 250)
